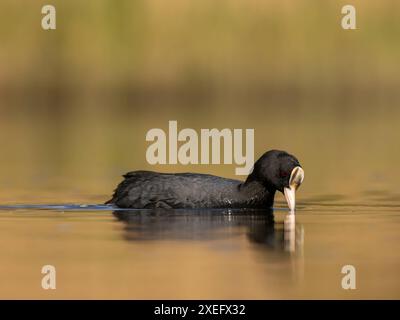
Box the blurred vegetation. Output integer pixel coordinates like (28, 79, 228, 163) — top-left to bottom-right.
(0, 0, 399, 110)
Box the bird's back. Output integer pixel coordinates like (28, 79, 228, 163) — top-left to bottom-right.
(107, 171, 243, 209)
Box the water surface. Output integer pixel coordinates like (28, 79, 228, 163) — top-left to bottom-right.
(0, 200, 399, 299)
(1, 104, 400, 299)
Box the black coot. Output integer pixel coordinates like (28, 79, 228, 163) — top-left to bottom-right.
(106, 150, 304, 211)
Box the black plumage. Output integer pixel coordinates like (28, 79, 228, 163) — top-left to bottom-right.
(106, 150, 302, 209)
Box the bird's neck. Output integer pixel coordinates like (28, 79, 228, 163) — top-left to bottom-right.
(238, 177, 275, 207)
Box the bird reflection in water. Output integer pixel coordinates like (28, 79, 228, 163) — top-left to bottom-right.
(112, 209, 304, 253)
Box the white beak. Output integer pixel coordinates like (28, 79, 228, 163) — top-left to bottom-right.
(284, 166, 304, 213)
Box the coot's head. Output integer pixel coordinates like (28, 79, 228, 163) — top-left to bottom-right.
(247, 150, 304, 212)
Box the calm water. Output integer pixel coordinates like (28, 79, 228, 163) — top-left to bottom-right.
(0, 104, 400, 299)
(0, 201, 399, 299)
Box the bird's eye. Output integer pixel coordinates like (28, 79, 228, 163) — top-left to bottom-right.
(279, 171, 289, 178)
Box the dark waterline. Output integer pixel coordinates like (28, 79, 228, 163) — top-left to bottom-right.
(0, 204, 288, 213)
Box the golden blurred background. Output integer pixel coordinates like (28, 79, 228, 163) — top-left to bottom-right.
(0, 0, 399, 204)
